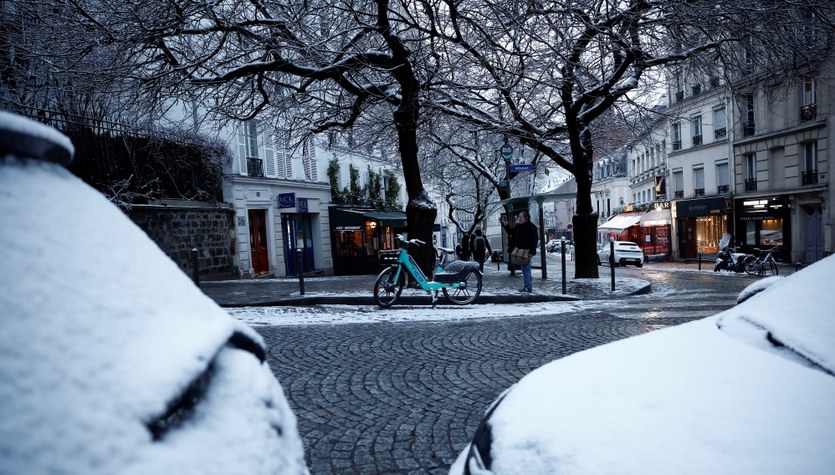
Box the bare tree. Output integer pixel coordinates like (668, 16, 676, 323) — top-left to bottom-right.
(410, 0, 835, 278)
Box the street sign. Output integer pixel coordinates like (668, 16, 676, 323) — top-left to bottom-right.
(508, 164, 534, 172)
(500, 143, 513, 161)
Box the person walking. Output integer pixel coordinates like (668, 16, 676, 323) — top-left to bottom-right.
(469, 226, 492, 273)
(511, 210, 538, 293)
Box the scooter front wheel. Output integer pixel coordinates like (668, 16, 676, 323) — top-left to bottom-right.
(374, 266, 405, 308)
(443, 270, 482, 305)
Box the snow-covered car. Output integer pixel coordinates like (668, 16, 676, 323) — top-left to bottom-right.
(0, 112, 307, 474)
(451, 255, 835, 474)
(597, 240, 644, 267)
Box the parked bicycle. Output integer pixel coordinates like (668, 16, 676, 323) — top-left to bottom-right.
(745, 246, 780, 276)
(373, 235, 482, 308)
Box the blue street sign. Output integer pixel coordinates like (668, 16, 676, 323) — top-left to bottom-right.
(508, 164, 534, 172)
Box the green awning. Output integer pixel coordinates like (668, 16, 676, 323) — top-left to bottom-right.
(364, 211, 407, 228)
(329, 208, 367, 230)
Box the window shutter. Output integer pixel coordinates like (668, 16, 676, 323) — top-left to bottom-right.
(264, 129, 277, 177)
(237, 126, 248, 175)
(694, 168, 705, 189)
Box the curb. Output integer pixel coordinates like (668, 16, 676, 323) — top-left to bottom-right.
(214, 282, 652, 307)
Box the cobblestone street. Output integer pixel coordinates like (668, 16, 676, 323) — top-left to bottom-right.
(260, 312, 700, 474)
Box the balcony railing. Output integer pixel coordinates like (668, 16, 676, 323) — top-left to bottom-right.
(672, 140, 682, 151)
(800, 104, 817, 122)
(674, 190, 684, 198)
(247, 157, 264, 177)
(717, 185, 730, 194)
(694, 188, 705, 197)
(743, 122, 755, 137)
(745, 178, 757, 191)
(802, 170, 818, 185)
(692, 135, 703, 146)
(714, 128, 727, 139)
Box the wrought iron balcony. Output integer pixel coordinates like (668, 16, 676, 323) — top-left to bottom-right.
(800, 104, 817, 122)
(694, 188, 705, 197)
(742, 122, 755, 137)
(672, 140, 682, 151)
(744, 178, 757, 191)
(717, 185, 730, 194)
(714, 128, 727, 139)
(802, 170, 818, 185)
(692, 135, 703, 146)
(247, 157, 264, 177)
(674, 190, 684, 198)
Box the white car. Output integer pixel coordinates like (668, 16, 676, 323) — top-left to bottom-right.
(451, 255, 835, 474)
(598, 240, 644, 267)
(0, 112, 307, 474)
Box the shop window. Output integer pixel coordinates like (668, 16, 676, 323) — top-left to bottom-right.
(696, 215, 728, 254)
(760, 218, 783, 246)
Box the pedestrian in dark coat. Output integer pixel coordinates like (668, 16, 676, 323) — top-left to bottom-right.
(501, 215, 517, 276)
(511, 210, 538, 292)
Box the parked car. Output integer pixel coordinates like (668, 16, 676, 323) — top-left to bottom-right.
(0, 112, 307, 474)
(597, 240, 644, 267)
(451, 255, 835, 474)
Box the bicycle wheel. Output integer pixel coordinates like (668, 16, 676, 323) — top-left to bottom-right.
(442, 269, 482, 305)
(373, 266, 405, 308)
(767, 261, 779, 276)
(744, 256, 759, 275)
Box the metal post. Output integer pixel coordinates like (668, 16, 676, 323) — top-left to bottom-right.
(296, 249, 305, 296)
(190, 248, 200, 286)
(698, 253, 702, 271)
(560, 237, 567, 294)
(537, 197, 547, 280)
(610, 239, 616, 291)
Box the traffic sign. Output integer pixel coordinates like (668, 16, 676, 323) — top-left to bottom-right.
(500, 143, 513, 161)
(567, 223, 573, 230)
(508, 164, 534, 172)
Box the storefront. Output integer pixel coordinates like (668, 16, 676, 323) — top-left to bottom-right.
(734, 196, 791, 257)
(598, 212, 644, 244)
(329, 207, 407, 275)
(674, 196, 733, 259)
(638, 203, 672, 260)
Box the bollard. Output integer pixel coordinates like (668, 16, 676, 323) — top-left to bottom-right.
(191, 248, 200, 286)
(698, 253, 702, 271)
(610, 239, 615, 292)
(561, 237, 567, 294)
(296, 249, 305, 296)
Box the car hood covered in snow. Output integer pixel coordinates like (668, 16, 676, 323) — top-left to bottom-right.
(452, 256, 835, 475)
(0, 115, 306, 474)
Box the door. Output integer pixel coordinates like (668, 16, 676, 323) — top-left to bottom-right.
(282, 214, 315, 276)
(804, 205, 823, 264)
(248, 209, 270, 275)
(679, 217, 697, 259)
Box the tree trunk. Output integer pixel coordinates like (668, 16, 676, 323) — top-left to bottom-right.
(571, 125, 600, 279)
(395, 94, 436, 277)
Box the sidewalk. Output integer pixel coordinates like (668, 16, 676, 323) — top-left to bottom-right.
(198, 256, 653, 307)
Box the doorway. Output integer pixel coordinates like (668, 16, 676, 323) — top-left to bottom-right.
(248, 209, 270, 275)
(803, 205, 823, 264)
(282, 214, 315, 276)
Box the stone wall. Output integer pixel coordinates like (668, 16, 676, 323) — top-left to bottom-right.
(129, 203, 237, 278)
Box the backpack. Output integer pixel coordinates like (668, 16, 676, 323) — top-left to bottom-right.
(473, 236, 485, 257)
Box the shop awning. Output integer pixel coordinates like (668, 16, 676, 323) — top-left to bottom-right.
(639, 208, 672, 227)
(364, 211, 407, 228)
(598, 212, 644, 232)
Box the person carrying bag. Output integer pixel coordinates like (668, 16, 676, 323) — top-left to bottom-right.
(510, 210, 538, 293)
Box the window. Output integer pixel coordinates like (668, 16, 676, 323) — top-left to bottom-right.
(246, 120, 259, 158)
(742, 94, 755, 137)
(693, 167, 705, 196)
(691, 115, 703, 146)
(801, 77, 817, 121)
(692, 84, 702, 96)
(803, 141, 818, 185)
(716, 162, 729, 194)
(745, 153, 757, 191)
(672, 122, 682, 150)
(673, 169, 684, 198)
(713, 107, 727, 139)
